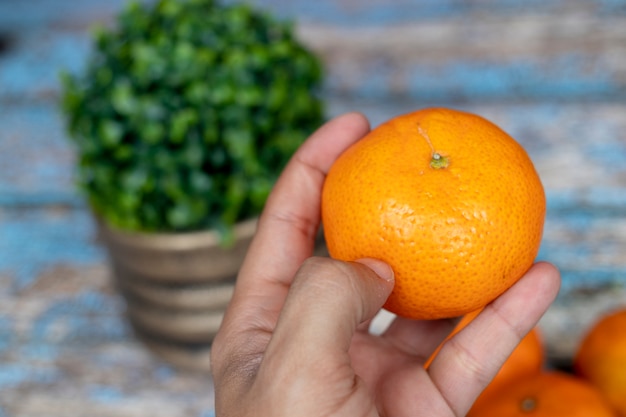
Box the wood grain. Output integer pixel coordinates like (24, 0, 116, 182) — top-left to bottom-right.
(1, 0, 625, 415)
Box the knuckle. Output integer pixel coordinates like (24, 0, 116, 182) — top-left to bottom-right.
(295, 257, 374, 318)
(298, 256, 357, 286)
(446, 337, 494, 388)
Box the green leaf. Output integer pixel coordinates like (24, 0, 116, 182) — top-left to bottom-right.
(170, 108, 199, 143)
(111, 81, 137, 115)
(59, 0, 325, 233)
(98, 120, 124, 146)
(141, 122, 165, 144)
(220, 176, 247, 225)
(249, 177, 272, 209)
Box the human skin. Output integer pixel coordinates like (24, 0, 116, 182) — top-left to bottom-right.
(210, 112, 561, 417)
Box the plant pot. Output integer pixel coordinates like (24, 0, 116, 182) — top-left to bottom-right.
(96, 218, 258, 372)
(97, 217, 329, 372)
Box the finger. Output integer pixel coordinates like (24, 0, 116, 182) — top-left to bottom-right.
(264, 257, 394, 369)
(423, 308, 483, 369)
(428, 262, 561, 416)
(212, 113, 370, 387)
(233, 112, 370, 308)
(381, 316, 459, 361)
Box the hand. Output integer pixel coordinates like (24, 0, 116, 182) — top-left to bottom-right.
(210, 113, 561, 417)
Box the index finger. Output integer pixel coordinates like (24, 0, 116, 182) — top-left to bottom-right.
(226, 112, 371, 325)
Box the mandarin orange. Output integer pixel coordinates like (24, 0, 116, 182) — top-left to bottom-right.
(321, 107, 545, 319)
(574, 308, 626, 416)
(466, 371, 617, 417)
(469, 327, 544, 412)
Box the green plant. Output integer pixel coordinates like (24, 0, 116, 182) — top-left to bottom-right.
(61, 0, 324, 241)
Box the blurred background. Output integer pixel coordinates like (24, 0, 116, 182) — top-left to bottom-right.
(1, 0, 625, 415)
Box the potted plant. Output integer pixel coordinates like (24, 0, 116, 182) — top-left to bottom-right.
(60, 0, 324, 370)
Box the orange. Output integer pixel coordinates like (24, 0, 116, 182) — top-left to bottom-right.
(321, 107, 545, 319)
(469, 327, 544, 412)
(467, 371, 617, 417)
(574, 308, 626, 416)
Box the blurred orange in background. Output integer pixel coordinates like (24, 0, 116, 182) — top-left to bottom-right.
(467, 371, 616, 417)
(574, 308, 626, 417)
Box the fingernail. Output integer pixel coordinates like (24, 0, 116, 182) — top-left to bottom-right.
(356, 258, 395, 282)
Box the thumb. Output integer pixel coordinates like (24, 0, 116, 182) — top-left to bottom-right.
(265, 256, 394, 360)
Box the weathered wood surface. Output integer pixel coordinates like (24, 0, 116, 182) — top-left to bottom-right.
(1, 0, 626, 415)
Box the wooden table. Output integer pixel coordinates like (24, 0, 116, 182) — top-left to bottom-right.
(1, 0, 625, 415)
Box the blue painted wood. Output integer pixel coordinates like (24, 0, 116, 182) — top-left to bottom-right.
(1, 0, 626, 414)
(223, 0, 626, 26)
(0, 102, 77, 198)
(0, 208, 102, 290)
(2, 1, 626, 102)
